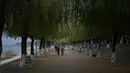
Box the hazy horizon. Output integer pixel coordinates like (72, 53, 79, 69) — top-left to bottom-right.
(2, 35, 31, 46)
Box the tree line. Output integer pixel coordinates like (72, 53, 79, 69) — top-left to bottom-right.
(0, 0, 130, 64)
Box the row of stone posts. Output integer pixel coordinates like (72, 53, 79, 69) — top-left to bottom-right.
(71, 35, 130, 63)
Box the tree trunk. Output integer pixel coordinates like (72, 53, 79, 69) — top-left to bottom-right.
(39, 38, 43, 50)
(30, 37, 34, 60)
(21, 36, 27, 54)
(42, 39, 45, 49)
(0, 0, 5, 64)
(82, 41, 85, 52)
(85, 41, 87, 54)
(0, 30, 3, 64)
(97, 40, 101, 59)
(38, 38, 44, 56)
(19, 35, 27, 67)
(89, 40, 92, 56)
(35, 39, 37, 54)
(111, 30, 118, 63)
(31, 37, 34, 55)
(93, 40, 96, 48)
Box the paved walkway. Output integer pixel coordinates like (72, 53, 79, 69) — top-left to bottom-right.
(1, 49, 130, 73)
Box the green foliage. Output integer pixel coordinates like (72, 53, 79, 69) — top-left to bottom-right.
(6, 0, 65, 39)
(73, 0, 130, 40)
(5, 0, 130, 43)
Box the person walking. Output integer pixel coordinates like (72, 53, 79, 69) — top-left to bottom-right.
(61, 46, 65, 56)
(55, 45, 60, 55)
(57, 46, 60, 55)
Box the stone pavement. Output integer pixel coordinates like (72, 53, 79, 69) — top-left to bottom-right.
(1, 49, 130, 73)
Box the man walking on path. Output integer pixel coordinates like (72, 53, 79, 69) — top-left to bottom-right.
(57, 46, 60, 55)
(54, 46, 58, 52)
(61, 46, 65, 56)
(55, 45, 60, 55)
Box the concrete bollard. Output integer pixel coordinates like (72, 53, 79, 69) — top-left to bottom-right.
(106, 44, 110, 48)
(19, 54, 26, 67)
(89, 49, 92, 56)
(111, 52, 116, 63)
(97, 50, 100, 59)
(30, 55, 34, 60)
(120, 37, 123, 44)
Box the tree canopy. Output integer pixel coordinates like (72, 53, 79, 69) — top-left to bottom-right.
(3, 0, 130, 42)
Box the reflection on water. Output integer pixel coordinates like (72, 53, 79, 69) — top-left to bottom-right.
(3, 45, 21, 53)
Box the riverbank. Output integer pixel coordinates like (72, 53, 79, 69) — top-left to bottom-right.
(0, 53, 21, 66)
(0, 45, 40, 66)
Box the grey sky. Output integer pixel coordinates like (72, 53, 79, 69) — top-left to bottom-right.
(2, 35, 31, 46)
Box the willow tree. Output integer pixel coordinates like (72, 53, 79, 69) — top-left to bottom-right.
(74, 0, 130, 61)
(0, 0, 5, 61)
(28, 0, 66, 52)
(52, 23, 72, 43)
(6, 0, 34, 67)
(86, 0, 130, 62)
(5, 0, 68, 58)
(0, 0, 15, 63)
(42, 0, 76, 43)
